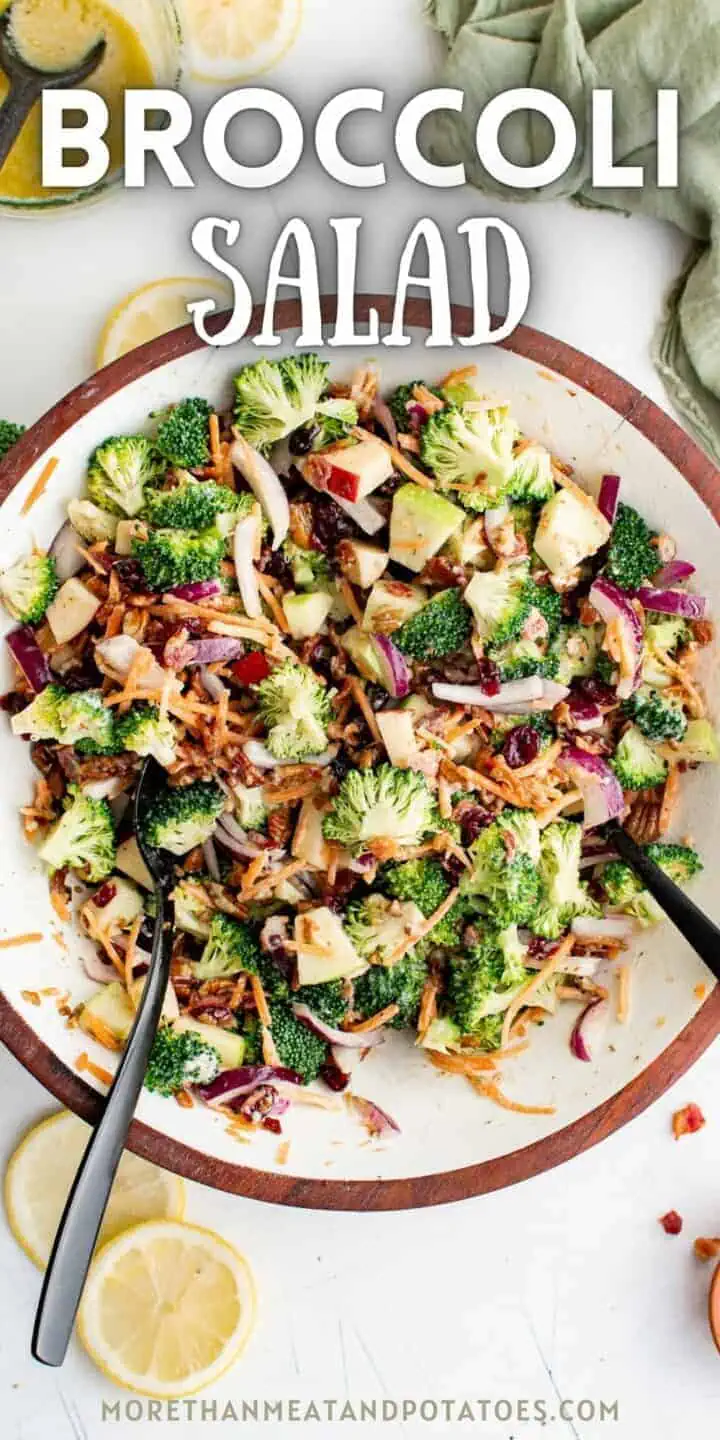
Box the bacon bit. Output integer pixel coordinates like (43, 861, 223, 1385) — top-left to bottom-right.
(694, 1236, 720, 1261)
(175, 1089, 194, 1110)
(20, 456, 59, 515)
(256, 571, 290, 632)
(659, 1210, 683, 1235)
(346, 1003, 400, 1033)
(337, 576, 364, 626)
(384, 887, 460, 967)
(616, 963, 631, 1024)
(470, 1076, 556, 1116)
(250, 972, 272, 1029)
(0, 932, 43, 949)
(20, 989, 41, 1006)
(672, 1103, 706, 1139)
(355, 428, 433, 490)
(501, 934, 574, 1051)
(348, 676, 383, 746)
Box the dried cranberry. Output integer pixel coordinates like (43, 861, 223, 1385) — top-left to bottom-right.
(441, 853, 466, 884)
(92, 881, 117, 909)
(320, 1059, 350, 1092)
(62, 664, 103, 693)
(1, 690, 31, 714)
(232, 651, 271, 686)
(321, 868, 358, 911)
(259, 544, 294, 590)
(503, 724, 541, 769)
(309, 496, 358, 553)
(578, 676, 616, 707)
(331, 750, 352, 785)
(262, 1116, 283, 1134)
(459, 806, 493, 845)
(112, 558, 145, 590)
(659, 1210, 683, 1235)
(474, 656, 501, 696)
(527, 935, 558, 960)
(289, 424, 320, 456)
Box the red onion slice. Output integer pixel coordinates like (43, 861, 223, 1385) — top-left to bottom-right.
(651, 560, 695, 587)
(188, 637, 244, 666)
(347, 1092, 401, 1138)
(560, 745, 625, 829)
(242, 739, 336, 770)
(6, 625, 52, 692)
(95, 634, 166, 689)
(292, 1003, 385, 1049)
(198, 1064, 303, 1106)
(597, 474, 621, 525)
(49, 521, 85, 581)
(202, 837, 221, 881)
(167, 578, 223, 602)
(82, 950, 119, 984)
(589, 576, 643, 700)
(372, 634, 411, 699)
(232, 512, 262, 619)
(372, 396, 398, 446)
(230, 433, 289, 550)
(570, 997, 610, 1062)
(484, 504, 509, 551)
(333, 493, 386, 536)
(635, 586, 706, 619)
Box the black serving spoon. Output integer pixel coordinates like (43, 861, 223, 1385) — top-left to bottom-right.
(32, 759, 175, 1368)
(0, 7, 106, 174)
(606, 820, 720, 983)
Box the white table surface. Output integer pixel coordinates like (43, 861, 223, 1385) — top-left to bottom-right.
(0, 3, 718, 1436)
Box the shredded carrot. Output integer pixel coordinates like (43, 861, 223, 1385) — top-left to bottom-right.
(248, 857, 305, 899)
(276, 1140, 291, 1165)
(659, 766, 680, 835)
(653, 649, 705, 717)
(417, 976, 439, 1039)
(617, 963, 631, 1024)
(20, 456, 59, 515)
(241, 853, 266, 896)
(356, 428, 434, 489)
(86, 1059, 113, 1087)
(346, 1003, 400, 1033)
(257, 572, 290, 632)
(175, 1089, 194, 1110)
(427, 1049, 496, 1075)
(438, 364, 478, 390)
(209, 412, 222, 471)
(75, 1052, 89, 1073)
(469, 1076, 556, 1116)
(501, 934, 574, 1050)
(250, 972, 272, 1028)
(384, 887, 459, 967)
(347, 676, 383, 746)
(0, 932, 43, 949)
(81, 1013, 123, 1052)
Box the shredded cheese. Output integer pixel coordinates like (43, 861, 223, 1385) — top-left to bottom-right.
(0, 932, 43, 949)
(348, 677, 383, 746)
(617, 963, 631, 1024)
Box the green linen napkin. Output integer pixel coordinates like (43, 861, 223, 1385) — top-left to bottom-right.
(426, 0, 720, 463)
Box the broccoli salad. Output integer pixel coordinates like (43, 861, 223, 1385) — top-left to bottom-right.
(1, 361, 716, 1133)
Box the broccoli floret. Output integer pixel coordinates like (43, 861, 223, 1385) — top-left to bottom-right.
(233, 782, 268, 831)
(488, 634, 557, 682)
(57, 689, 116, 750)
(67, 499, 118, 544)
(394, 588, 472, 660)
(234, 356, 329, 451)
(294, 979, 349, 1027)
(344, 892, 425, 964)
(281, 540, 332, 590)
(384, 857, 467, 947)
(139, 779, 226, 856)
(611, 725, 668, 791)
(39, 785, 116, 882)
(525, 579, 562, 638)
(599, 860, 662, 928)
(387, 381, 444, 431)
(254, 659, 333, 762)
(323, 764, 436, 853)
(240, 1013, 263, 1065)
(144, 476, 248, 532)
(420, 404, 516, 507)
(604, 503, 658, 591)
(352, 947, 429, 1029)
(645, 613, 690, 655)
(312, 397, 359, 448)
(645, 842, 703, 884)
(461, 809, 542, 927)
(144, 1023, 221, 1096)
(447, 924, 529, 1036)
(88, 435, 161, 518)
(532, 820, 600, 939)
(154, 397, 213, 470)
(10, 683, 66, 741)
(622, 688, 687, 742)
(489, 713, 555, 752)
(506, 443, 555, 503)
(0, 552, 57, 624)
(464, 562, 531, 647)
(595, 650, 618, 688)
(270, 1003, 328, 1082)
(132, 526, 225, 591)
(551, 623, 603, 685)
(115, 702, 178, 767)
(194, 911, 261, 981)
(172, 879, 213, 938)
(0, 420, 25, 461)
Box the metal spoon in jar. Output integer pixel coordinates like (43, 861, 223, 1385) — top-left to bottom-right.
(0, 8, 106, 174)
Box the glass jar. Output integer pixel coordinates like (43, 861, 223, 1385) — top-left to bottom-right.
(0, 0, 182, 212)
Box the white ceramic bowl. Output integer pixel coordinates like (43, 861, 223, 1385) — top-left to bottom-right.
(0, 298, 718, 1209)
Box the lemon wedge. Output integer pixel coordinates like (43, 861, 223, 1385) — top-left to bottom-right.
(96, 275, 232, 369)
(78, 1219, 256, 1397)
(4, 1110, 185, 1270)
(181, 0, 303, 83)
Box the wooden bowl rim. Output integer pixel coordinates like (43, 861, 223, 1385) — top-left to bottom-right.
(1, 294, 719, 1211)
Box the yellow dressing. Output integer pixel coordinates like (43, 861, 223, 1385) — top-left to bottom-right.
(0, 0, 154, 201)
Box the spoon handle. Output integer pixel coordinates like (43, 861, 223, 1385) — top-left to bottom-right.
(0, 75, 42, 173)
(607, 822, 720, 983)
(31, 892, 173, 1367)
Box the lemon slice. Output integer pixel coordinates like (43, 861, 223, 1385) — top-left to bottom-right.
(4, 1110, 185, 1270)
(78, 1219, 256, 1397)
(96, 276, 231, 369)
(182, 0, 303, 83)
